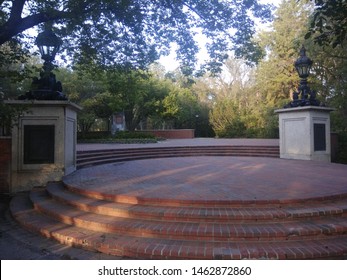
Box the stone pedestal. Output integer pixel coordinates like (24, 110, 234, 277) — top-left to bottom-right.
(5, 100, 81, 192)
(275, 106, 334, 162)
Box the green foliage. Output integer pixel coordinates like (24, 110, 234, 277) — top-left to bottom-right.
(77, 131, 111, 140)
(304, 17, 347, 162)
(54, 66, 115, 133)
(208, 94, 278, 139)
(0, 40, 39, 135)
(0, 0, 273, 72)
(54, 64, 210, 133)
(113, 131, 156, 140)
(0, 98, 28, 136)
(256, 105, 279, 139)
(162, 87, 199, 129)
(107, 68, 171, 131)
(306, 0, 347, 48)
(77, 130, 157, 144)
(209, 98, 247, 138)
(0, 41, 39, 98)
(55, 65, 108, 102)
(255, 0, 311, 107)
(76, 105, 97, 134)
(204, 56, 273, 138)
(78, 130, 156, 140)
(2, 0, 347, 157)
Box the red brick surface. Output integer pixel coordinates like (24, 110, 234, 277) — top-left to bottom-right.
(0, 137, 11, 193)
(66, 157, 347, 204)
(10, 154, 347, 259)
(11, 193, 347, 259)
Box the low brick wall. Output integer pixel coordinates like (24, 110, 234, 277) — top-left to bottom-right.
(142, 129, 195, 139)
(0, 137, 11, 193)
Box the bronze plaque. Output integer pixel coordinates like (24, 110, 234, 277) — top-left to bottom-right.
(24, 125, 55, 164)
(314, 123, 326, 151)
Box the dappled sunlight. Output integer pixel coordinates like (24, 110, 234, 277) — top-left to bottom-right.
(229, 162, 267, 175)
(9, 154, 347, 260)
(64, 156, 347, 205)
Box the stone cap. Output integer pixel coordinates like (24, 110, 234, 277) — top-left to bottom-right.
(275, 106, 335, 114)
(4, 100, 82, 112)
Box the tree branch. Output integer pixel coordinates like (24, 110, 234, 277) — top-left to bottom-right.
(8, 0, 26, 23)
(0, 0, 103, 45)
(0, 10, 72, 45)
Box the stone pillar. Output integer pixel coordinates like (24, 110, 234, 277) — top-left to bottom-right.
(275, 106, 334, 162)
(5, 100, 81, 193)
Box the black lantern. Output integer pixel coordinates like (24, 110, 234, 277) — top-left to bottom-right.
(294, 46, 313, 79)
(36, 29, 62, 63)
(284, 45, 320, 108)
(19, 27, 67, 100)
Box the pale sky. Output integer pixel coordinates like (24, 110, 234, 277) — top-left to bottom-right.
(25, 0, 282, 70)
(158, 0, 282, 72)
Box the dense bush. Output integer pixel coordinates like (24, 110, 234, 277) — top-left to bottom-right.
(113, 131, 156, 139)
(77, 130, 158, 144)
(77, 131, 111, 140)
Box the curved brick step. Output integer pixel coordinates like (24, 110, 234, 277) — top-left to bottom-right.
(77, 151, 279, 167)
(77, 146, 280, 157)
(30, 188, 347, 242)
(11, 194, 347, 259)
(76, 146, 280, 159)
(76, 146, 280, 169)
(47, 182, 347, 223)
(63, 180, 347, 208)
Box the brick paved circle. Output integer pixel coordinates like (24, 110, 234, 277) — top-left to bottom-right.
(64, 156, 347, 205)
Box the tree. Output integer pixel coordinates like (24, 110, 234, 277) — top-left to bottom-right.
(255, 0, 312, 107)
(209, 98, 247, 138)
(201, 57, 264, 137)
(0, 40, 39, 98)
(0, 0, 272, 72)
(107, 68, 171, 131)
(162, 86, 200, 129)
(306, 0, 347, 48)
(306, 23, 347, 162)
(53, 65, 116, 133)
(0, 41, 40, 135)
(77, 92, 115, 133)
(55, 65, 108, 102)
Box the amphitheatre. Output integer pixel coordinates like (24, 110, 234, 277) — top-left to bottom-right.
(10, 138, 347, 259)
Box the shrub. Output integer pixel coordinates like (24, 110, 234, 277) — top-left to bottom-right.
(113, 131, 156, 139)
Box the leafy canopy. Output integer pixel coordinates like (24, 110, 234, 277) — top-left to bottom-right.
(306, 0, 347, 48)
(0, 0, 272, 72)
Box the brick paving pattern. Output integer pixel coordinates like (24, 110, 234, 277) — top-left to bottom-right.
(7, 139, 347, 259)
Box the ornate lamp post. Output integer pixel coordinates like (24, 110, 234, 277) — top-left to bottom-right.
(19, 27, 67, 100)
(295, 45, 312, 79)
(286, 46, 320, 107)
(36, 28, 62, 77)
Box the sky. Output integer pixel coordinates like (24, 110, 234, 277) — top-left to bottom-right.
(158, 0, 282, 72)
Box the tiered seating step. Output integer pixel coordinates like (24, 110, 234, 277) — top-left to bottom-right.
(11, 191, 347, 259)
(76, 146, 280, 169)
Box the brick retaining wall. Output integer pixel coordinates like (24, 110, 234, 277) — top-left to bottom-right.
(0, 137, 11, 193)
